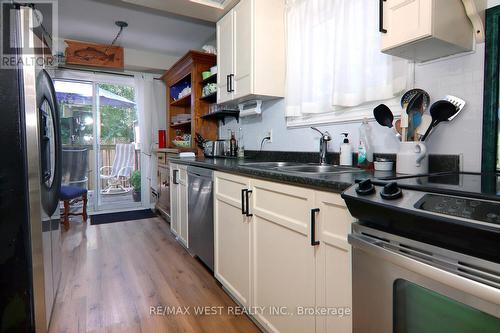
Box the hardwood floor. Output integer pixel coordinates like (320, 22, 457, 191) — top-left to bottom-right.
(49, 217, 260, 333)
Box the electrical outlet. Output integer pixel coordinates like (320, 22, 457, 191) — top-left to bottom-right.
(265, 130, 273, 143)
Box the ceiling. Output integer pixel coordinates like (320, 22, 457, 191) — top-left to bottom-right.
(107, 0, 239, 22)
(58, 0, 216, 56)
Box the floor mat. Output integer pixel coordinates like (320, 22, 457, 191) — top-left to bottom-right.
(90, 209, 157, 225)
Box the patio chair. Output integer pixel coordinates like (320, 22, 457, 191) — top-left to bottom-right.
(100, 143, 135, 194)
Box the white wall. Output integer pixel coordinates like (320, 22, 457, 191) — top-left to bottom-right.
(489, 0, 500, 7)
(124, 48, 179, 73)
(221, 8, 496, 173)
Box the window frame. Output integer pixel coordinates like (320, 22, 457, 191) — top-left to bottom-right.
(286, 96, 402, 127)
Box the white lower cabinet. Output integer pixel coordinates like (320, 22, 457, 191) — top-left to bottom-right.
(251, 179, 316, 333)
(170, 164, 179, 236)
(178, 166, 188, 247)
(170, 163, 188, 248)
(214, 172, 353, 333)
(214, 172, 252, 307)
(315, 192, 353, 333)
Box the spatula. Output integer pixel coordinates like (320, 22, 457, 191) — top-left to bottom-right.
(444, 95, 466, 120)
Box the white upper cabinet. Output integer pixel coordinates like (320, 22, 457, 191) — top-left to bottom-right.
(216, 0, 285, 104)
(217, 10, 234, 104)
(233, 0, 252, 100)
(380, 0, 474, 62)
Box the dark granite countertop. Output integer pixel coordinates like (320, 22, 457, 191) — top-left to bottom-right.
(168, 157, 392, 193)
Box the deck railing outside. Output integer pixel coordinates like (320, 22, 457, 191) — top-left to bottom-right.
(63, 144, 141, 191)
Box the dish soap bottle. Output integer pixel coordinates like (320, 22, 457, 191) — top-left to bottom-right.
(357, 118, 374, 169)
(230, 131, 237, 157)
(340, 133, 352, 166)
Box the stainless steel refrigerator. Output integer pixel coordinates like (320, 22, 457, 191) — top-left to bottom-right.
(0, 4, 62, 332)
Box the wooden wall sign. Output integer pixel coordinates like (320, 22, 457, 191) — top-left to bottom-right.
(65, 40, 124, 69)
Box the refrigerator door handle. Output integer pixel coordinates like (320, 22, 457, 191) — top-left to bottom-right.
(37, 69, 62, 216)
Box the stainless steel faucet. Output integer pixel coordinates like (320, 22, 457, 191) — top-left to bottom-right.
(311, 127, 332, 165)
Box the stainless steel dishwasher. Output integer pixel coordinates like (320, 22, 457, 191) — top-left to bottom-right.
(187, 166, 214, 271)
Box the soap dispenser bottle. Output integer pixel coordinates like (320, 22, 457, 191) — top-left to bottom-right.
(358, 118, 374, 169)
(340, 133, 352, 166)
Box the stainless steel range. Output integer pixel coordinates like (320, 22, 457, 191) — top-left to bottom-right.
(342, 172, 500, 333)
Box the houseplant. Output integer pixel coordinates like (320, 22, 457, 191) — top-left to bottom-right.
(130, 170, 141, 202)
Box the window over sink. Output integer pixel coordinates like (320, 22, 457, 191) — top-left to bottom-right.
(285, 0, 410, 126)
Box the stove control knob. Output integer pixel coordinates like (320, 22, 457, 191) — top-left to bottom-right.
(356, 179, 375, 195)
(381, 182, 403, 200)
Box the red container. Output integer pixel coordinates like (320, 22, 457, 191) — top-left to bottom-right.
(158, 130, 166, 148)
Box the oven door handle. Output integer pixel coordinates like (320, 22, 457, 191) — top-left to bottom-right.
(348, 234, 500, 306)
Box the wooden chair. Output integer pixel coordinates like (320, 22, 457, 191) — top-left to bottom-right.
(60, 186, 88, 230)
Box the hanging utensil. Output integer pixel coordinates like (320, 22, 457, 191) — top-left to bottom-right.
(400, 110, 409, 142)
(374, 104, 394, 127)
(374, 104, 401, 141)
(420, 100, 459, 142)
(400, 89, 431, 110)
(400, 89, 430, 142)
(415, 114, 432, 141)
(444, 95, 466, 120)
(394, 119, 402, 137)
(406, 92, 425, 141)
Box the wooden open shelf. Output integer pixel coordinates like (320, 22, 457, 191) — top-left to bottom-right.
(200, 92, 217, 103)
(170, 120, 191, 128)
(200, 73, 217, 85)
(201, 109, 239, 125)
(161, 50, 218, 155)
(170, 94, 191, 107)
(171, 73, 191, 88)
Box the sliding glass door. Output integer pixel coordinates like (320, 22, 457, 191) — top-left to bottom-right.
(96, 82, 141, 211)
(55, 76, 143, 213)
(55, 79, 96, 208)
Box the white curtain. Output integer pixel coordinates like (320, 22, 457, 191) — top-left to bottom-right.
(285, 0, 408, 117)
(134, 73, 166, 206)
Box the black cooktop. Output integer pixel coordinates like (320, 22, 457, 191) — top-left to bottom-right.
(344, 172, 500, 264)
(375, 172, 500, 202)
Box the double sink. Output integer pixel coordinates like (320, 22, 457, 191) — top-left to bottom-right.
(240, 162, 363, 174)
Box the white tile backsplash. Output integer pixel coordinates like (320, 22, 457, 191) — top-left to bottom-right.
(221, 36, 488, 173)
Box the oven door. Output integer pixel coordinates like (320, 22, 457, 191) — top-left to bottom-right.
(349, 225, 500, 333)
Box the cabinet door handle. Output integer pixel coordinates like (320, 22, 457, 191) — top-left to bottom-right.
(241, 189, 247, 215)
(311, 208, 320, 246)
(245, 190, 253, 217)
(227, 75, 231, 93)
(229, 74, 235, 92)
(173, 170, 179, 184)
(379, 0, 387, 33)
